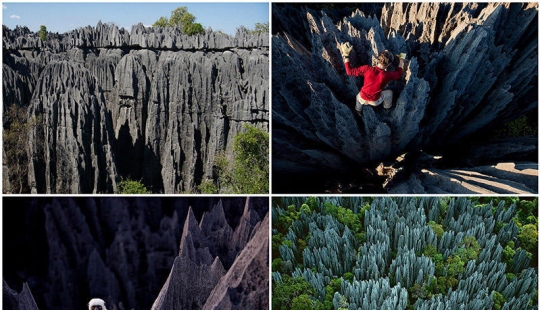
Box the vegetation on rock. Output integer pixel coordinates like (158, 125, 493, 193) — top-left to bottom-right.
(3, 105, 43, 194)
(38, 25, 47, 41)
(199, 124, 269, 194)
(118, 178, 151, 194)
(247, 22, 269, 34)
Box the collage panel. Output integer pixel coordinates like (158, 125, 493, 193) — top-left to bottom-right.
(271, 196, 538, 309)
(2, 2, 269, 195)
(271, 3, 537, 194)
(3, 196, 269, 309)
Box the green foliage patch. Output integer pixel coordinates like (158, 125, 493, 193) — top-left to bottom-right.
(198, 124, 268, 194)
(117, 178, 151, 194)
(153, 6, 205, 35)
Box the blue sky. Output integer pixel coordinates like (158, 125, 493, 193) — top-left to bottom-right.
(2, 2, 269, 35)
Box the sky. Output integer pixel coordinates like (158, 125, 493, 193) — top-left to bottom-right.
(2, 2, 269, 35)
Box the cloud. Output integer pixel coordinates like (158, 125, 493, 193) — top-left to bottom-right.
(11, 14, 20, 19)
(3, 4, 7, 9)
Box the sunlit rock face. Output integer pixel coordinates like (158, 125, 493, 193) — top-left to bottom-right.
(3, 23, 269, 193)
(272, 3, 537, 193)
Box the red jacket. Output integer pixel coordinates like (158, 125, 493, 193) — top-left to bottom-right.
(345, 62, 403, 101)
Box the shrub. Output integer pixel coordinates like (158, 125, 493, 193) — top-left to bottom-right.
(117, 179, 151, 194)
(232, 124, 269, 193)
(3, 105, 43, 193)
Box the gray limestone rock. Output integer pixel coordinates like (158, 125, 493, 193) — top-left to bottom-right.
(26, 61, 117, 194)
(151, 197, 269, 309)
(3, 22, 269, 193)
(272, 3, 537, 193)
(387, 162, 538, 195)
(203, 213, 269, 310)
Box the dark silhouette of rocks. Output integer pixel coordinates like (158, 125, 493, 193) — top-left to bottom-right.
(3, 197, 268, 310)
(3, 23, 269, 193)
(3, 281, 39, 310)
(272, 3, 537, 194)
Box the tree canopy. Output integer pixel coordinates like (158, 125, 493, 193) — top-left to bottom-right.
(153, 6, 205, 35)
(38, 25, 47, 41)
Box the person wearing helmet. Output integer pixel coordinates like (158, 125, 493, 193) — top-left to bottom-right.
(338, 42, 405, 115)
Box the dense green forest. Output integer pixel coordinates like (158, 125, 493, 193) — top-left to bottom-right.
(272, 197, 538, 309)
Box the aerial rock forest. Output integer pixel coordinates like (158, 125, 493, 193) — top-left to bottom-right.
(272, 3, 538, 194)
(2, 22, 269, 194)
(3, 197, 269, 310)
(272, 196, 538, 309)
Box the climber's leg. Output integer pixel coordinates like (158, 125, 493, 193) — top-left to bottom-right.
(355, 93, 364, 115)
(381, 90, 393, 109)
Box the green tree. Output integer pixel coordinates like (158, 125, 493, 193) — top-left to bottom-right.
(185, 22, 205, 35)
(3, 105, 38, 193)
(199, 179, 218, 194)
(427, 221, 444, 239)
(292, 294, 320, 310)
(247, 22, 269, 34)
(38, 25, 47, 41)
(324, 202, 362, 233)
(517, 223, 538, 254)
(170, 6, 192, 26)
(492, 291, 506, 310)
(153, 16, 169, 28)
(230, 124, 269, 193)
(273, 275, 315, 309)
(199, 124, 268, 194)
(118, 179, 151, 194)
(153, 6, 205, 35)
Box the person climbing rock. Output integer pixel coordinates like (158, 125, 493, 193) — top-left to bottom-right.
(338, 42, 405, 115)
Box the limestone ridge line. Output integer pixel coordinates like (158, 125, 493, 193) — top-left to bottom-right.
(2, 22, 269, 52)
(272, 3, 537, 183)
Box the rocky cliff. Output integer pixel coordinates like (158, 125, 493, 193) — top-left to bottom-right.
(3, 23, 269, 193)
(272, 3, 537, 193)
(3, 197, 269, 309)
(152, 202, 269, 310)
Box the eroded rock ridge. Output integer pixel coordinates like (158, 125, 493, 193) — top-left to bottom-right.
(3, 23, 269, 193)
(272, 3, 537, 193)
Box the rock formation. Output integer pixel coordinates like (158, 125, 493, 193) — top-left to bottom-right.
(272, 3, 537, 193)
(152, 200, 269, 309)
(2, 22, 269, 193)
(202, 213, 269, 309)
(3, 197, 268, 310)
(3, 281, 39, 310)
